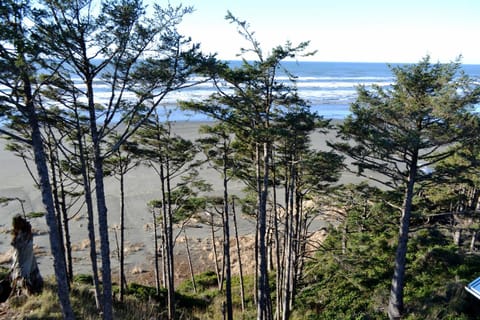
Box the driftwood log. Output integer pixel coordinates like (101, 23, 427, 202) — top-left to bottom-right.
(0, 215, 43, 302)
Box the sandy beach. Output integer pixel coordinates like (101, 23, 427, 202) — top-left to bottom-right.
(0, 120, 370, 285)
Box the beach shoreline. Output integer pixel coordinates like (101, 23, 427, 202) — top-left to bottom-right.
(0, 119, 369, 285)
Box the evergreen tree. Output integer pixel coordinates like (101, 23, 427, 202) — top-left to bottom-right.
(0, 1, 74, 317)
(197, 123, 236, 319)
(331, 57, 480, 319)
(135, 110, 206, 319)
(32, 1, 212, 317)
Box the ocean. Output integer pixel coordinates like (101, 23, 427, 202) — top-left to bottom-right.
(88, 61, 480, 121)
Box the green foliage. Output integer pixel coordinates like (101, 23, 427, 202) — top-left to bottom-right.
(0, 266, 9, 281)
(125, 283, 167, 302)
(296, 188, 480, 319)
(180, 270, 218, 293)
(26, 211, 45, 219)
(72, 274, 93, 285)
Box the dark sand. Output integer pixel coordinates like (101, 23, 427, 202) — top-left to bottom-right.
(0, 121, 372, 284)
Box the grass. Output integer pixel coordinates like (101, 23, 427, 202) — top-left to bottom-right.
(0, 271, 258, 319)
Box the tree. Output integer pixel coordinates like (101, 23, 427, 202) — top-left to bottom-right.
(331, 57, 480, 319)
(182, 12, 317, 319)
(0, 1, 75, 317)
(34, 1, 213, 317)
(273, 107, 343, 320)
(104, 137, 140, 302)
(135, 110, 206, 319)
(197, 123, 236, 319)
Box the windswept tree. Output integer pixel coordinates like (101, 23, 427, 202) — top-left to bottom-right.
(182, 11, 317, 320)
(104, 137, 140, 302)
(30, 1, 213, 318)
(331, 57, 480, 319)
(197, 123, 236, 319)
(0, 1, 75, 317)
(135, 110, 207, 319)
(273, 107, 343, 320)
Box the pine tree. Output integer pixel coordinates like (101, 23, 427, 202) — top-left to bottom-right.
(0, 1, 75, 317)
(331, 57, 480, 319)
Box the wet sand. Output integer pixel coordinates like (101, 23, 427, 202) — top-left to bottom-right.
(0, 120, 372, 283)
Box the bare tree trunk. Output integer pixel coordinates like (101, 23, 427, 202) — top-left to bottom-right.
(119, 165, 127, 302)
(342, 223, 348, 255)
(47, 143, 69, 284)
(9, 216, 43, 296)
(281, 161, 295, 320)
(272, 158, 282, 320)
(27, 91, 75, 318)
(161, 226, 166, 288)
(87, 78, 113, 320)
(59, 174, 73, 284)
(164, 159, 175, 320)
(75, 120, 101, 311)
(258, 142, 273, 320)
(184, 229, 197, 293)
(470, 230, 477, 251)
(152, 207, 161, 295)
(469, 188, 480, 211)
(222, 146, 233, 320)
(453, 228, 462, 247)
(211, 214, 222, 290)
(232, 198, 245, 312)
(51, 135, 74, 285)
(388, 160, 417, 320)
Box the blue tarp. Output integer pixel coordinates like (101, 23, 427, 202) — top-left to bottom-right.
(466, 277, 480, 300)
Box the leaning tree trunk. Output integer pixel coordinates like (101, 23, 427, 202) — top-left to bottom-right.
(258, 142, 273, 320)
(387, 160, 417, 320)
(75, 122, 102, 311)
(27, 90, 75, 319)
(87, 77, 113, 320)
(9, 215, 43, 296)
(232, 198, 245, 312)
(222, 147, 233, 320)
(152, 206, 161, 295)
(184, 229, 197, 293)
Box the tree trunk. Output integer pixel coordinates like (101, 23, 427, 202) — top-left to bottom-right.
(9, 215, 43, 296)
(90, 120, 113, 320)
(281, 160, 295, 320)
(163, 158, 175, 320)
(342, 223, 348, 255)
(453, 228, 462, 247)
(75, 119, 101, 310)
(85, 72, 113, 319)
(184, 229, 197, 293)
(211, 214, 222, 290)
(272, 158, 282, 320)
(59, 173, 74, 284)
(119, 164, 127, 302)
(469, 188, 480, 211)
(26, 84, 75, 318)
(222, 146, 233, 320)
(47, 142, 69, 284)
(152, 207, 161, 295)
(387, 161, 417, 320)
(258, 142, 272, 320)
(232, 198, 245, 312)
(470, 230, 477, 251)
(51, 137, 74, 284)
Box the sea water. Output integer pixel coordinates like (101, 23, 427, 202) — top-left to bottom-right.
(64, 61, 480, 121)
(170, 61, 480, 121)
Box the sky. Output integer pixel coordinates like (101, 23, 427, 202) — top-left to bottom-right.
(158, 0, 480, 64)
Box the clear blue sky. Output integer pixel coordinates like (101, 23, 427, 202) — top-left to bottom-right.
(160, 0, 480, 64)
